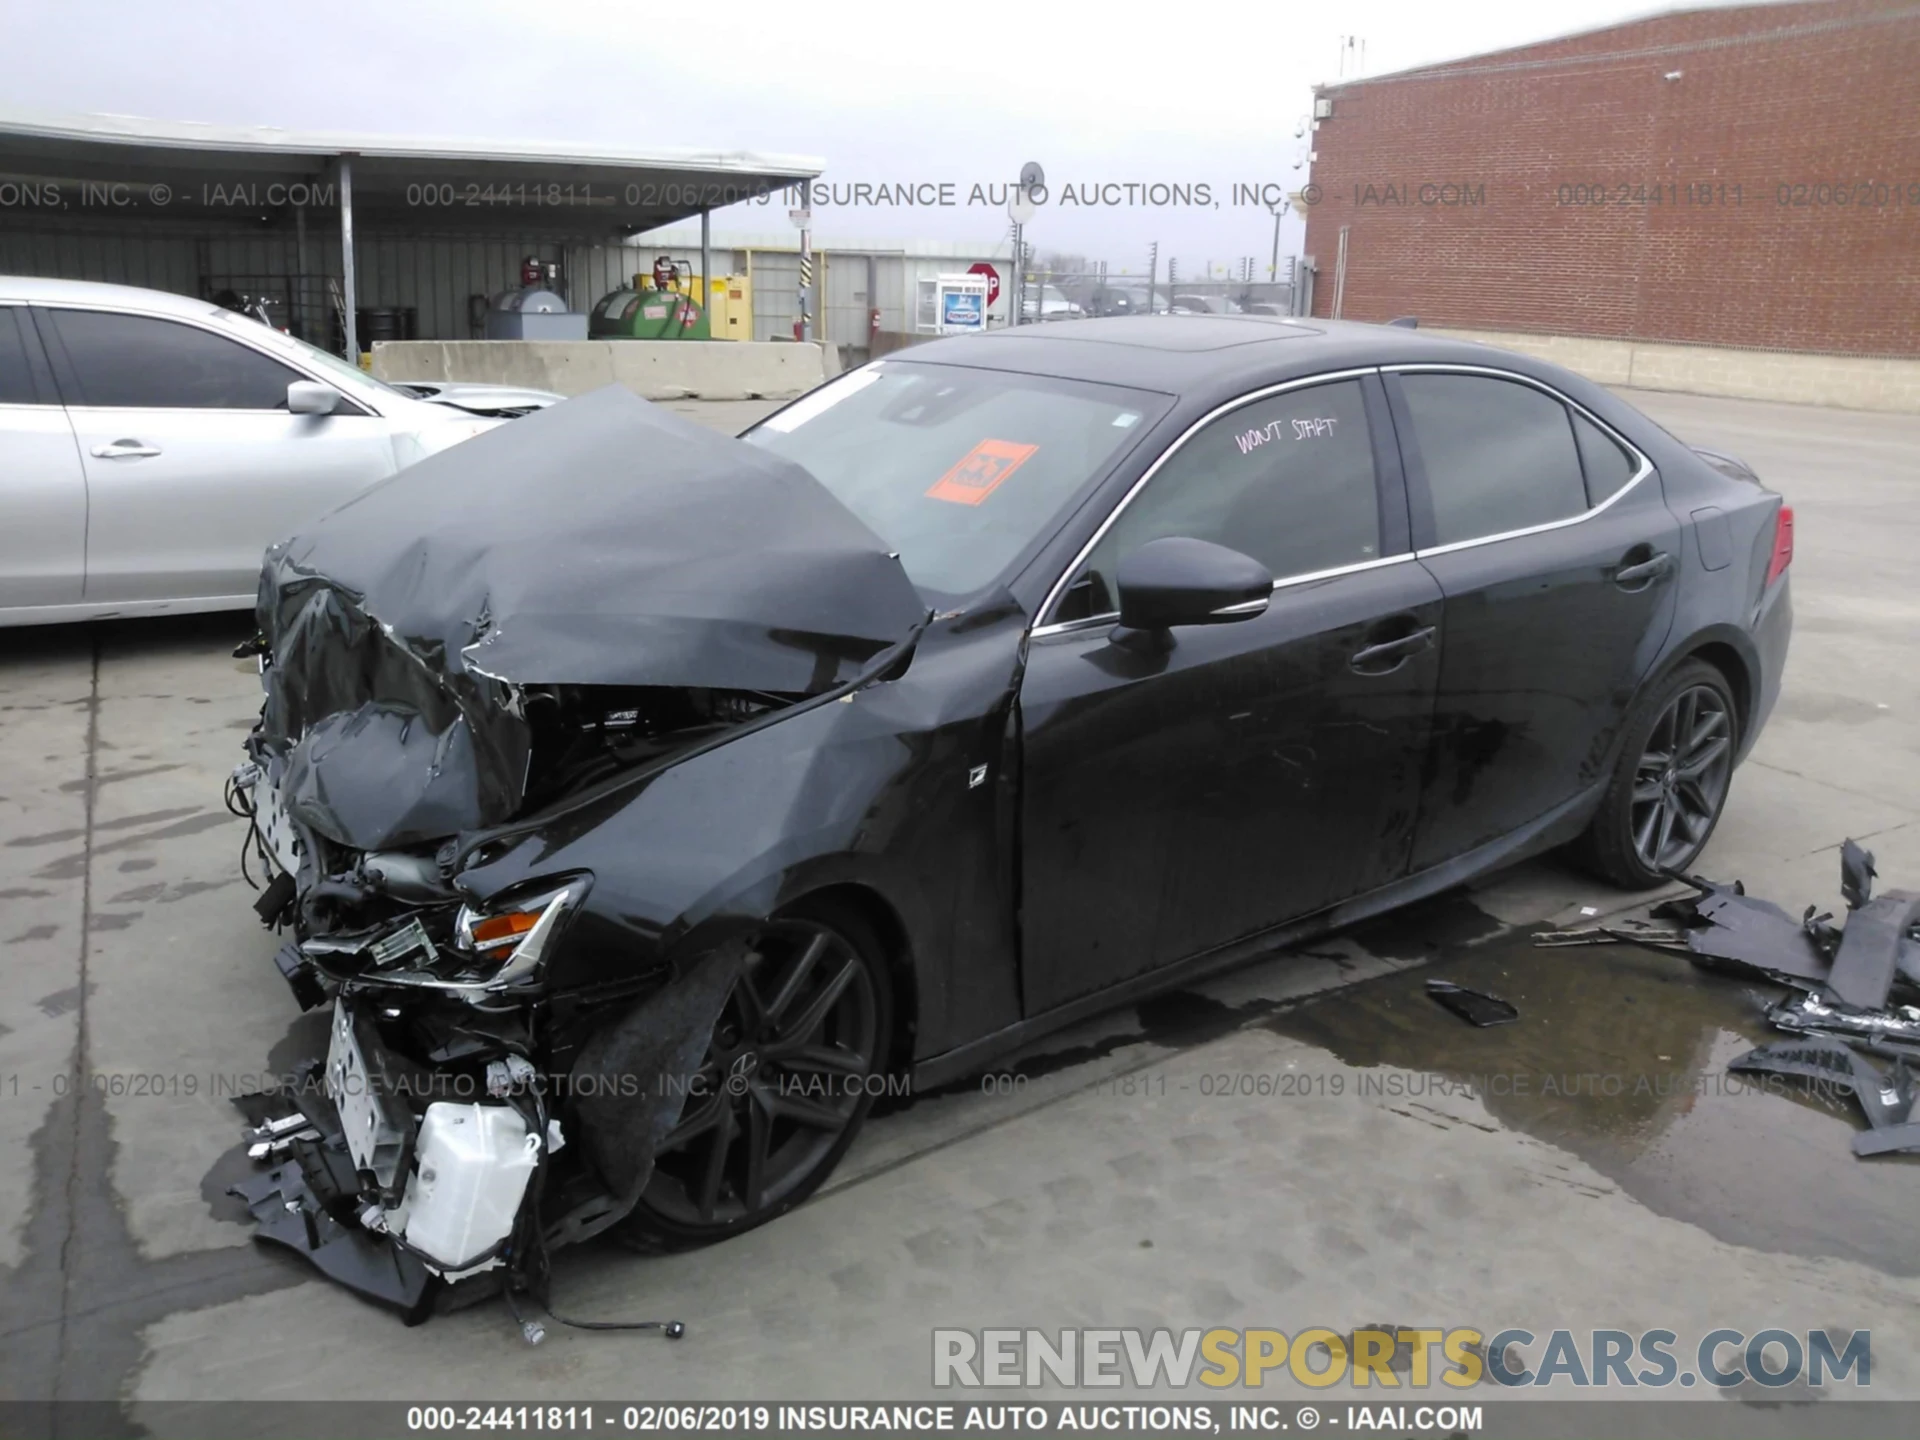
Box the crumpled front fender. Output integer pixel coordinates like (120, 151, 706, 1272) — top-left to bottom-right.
(456, 609, 1031, 1061)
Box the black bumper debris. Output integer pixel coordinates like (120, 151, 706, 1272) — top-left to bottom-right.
(231, 1147, 437, 1324)
(1729, 1036, 1920, 1156)
(1425, 979, 1519, 1027)
(1650, 838, 1920, 1003)
(1603, 839, 1920, 1159)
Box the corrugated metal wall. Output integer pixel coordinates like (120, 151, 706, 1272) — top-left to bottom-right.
(0, 221, 593, 341)
(822, 253, 871, 348)
(1, 220, 1013, 347)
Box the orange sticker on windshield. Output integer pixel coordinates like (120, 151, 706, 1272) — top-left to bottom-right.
(926, 439, 1038, 506)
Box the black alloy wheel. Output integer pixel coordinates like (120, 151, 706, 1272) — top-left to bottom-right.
(1574, 658, 1739, 889)
(618, 903, 891, 1249)
(1631, 684, 1735, 874)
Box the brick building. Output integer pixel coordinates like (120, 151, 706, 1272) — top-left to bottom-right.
(1301, 0, 1920, 357)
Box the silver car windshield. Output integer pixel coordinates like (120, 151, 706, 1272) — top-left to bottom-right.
(743, 361, 1170, 601)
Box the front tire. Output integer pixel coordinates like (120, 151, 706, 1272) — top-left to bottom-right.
(1573, 659, 1739, 889)
(615, 899, 893, 1252)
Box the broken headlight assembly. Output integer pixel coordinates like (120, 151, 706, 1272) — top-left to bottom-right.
(302, 876, 591, 997)
(453, 879, 590, 990)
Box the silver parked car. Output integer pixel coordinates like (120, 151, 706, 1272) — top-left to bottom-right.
(0, 277, 560, 626)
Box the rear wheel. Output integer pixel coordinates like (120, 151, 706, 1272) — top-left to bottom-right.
(1573, 659, 1738, 889)
(616, 900, 892, 1251)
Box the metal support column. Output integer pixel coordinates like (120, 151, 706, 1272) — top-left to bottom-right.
(799, 179, 813, 342)
(338, 155, 358, 361)
(294, 202, 309, 341)
(699, 208, 712, 309)
(866, 252, 877, 347)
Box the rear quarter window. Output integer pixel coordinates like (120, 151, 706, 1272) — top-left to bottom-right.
(0, 308, 50, 404)
(1573, 411, 1640, 505)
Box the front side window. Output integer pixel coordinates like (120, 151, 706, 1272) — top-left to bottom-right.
(743, 361, 1170, 603)
(1398, 373, 1589, 546)
(46, 308, 304, 410)
(1055, 378, 1381, 621)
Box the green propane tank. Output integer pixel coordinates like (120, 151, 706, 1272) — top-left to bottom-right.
(591, 260, 713, 339)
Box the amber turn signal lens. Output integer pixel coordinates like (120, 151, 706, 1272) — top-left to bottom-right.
(469, 910, 540, 949)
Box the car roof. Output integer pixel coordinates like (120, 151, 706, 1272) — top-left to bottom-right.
(899, 314, 1569, 399)
(0, 274, 233, 322)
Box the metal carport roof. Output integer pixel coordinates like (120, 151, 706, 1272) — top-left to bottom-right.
(0, 107, 822, 238)
(0, 107, 824, 353)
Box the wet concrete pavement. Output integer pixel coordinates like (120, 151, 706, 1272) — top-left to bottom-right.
(1267, 927, 1920, 1276)
(1, 388, 1917, 1428)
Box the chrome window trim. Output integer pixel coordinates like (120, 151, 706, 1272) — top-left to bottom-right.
(1382, 363, 1656, 558)
(1031, 367, 1384, 637)
(1029, 361, 1657, 638)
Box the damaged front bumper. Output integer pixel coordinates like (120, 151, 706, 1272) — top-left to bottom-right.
(227, 760, 734, 1324)
(229, 985, 560, 1324)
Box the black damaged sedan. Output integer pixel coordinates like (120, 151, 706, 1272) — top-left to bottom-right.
(231, 315, 1791, 1318)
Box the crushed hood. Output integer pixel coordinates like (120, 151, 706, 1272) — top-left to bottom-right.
(254, 384, 928, 852)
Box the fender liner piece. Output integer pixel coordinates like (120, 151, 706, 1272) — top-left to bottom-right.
(566, 940, 750, 1226)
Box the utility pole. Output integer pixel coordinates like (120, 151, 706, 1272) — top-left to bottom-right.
(1147, 241, 1158, 311)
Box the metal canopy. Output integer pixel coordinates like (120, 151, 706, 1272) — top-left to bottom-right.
(0, 108, 823, 240)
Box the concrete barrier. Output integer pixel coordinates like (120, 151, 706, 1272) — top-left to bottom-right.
(1430, 327, 1920, 414)
(370, 340, 830, 402)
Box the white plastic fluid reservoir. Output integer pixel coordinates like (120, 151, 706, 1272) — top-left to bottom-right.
(402, 1103, 540, 1272)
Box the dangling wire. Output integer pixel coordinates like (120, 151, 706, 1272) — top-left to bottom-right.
(498, 1083, 685, 1343)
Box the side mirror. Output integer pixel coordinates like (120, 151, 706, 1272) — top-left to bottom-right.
(1115, 537, 1273, 631)
(287, 380, 342, 415)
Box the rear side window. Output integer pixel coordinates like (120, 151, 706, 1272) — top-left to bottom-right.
(46, 308, 302, 409)
(1573, 411, 1638, 505)
(1399, 374, 1588, 546)
(0, 308, 48, 404)
(1061, 378, 1380, 618)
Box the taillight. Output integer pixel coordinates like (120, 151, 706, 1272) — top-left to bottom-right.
(1765, 504, 1794, 586)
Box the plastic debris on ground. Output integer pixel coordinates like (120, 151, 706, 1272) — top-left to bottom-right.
(1424, 979, 1519, 1027)
(1537, 838, 1920, 1157)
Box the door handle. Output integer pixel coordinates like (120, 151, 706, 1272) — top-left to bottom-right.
(91, 440, 161, 459)
(1350, 625, 1436, 673)
(1613, 551, 1674, 589)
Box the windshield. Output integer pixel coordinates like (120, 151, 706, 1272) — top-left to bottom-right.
(743, 361, 1170, 602)
(212, 311, 407, 399)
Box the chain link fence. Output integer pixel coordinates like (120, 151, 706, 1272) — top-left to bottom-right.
(1013, 259, 1300, 322)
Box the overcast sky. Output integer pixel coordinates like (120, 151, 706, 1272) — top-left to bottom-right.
(3, 0, 1762, 278)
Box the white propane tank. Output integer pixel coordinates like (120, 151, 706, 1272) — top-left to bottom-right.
(402, 1103, 540, 1272)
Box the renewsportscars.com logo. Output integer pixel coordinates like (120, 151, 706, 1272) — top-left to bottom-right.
(932, 1328, 1872, 1390)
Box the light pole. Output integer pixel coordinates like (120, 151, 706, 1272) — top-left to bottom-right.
(1008, 162, 1043, 328)
(1269, 197, 1290, 290)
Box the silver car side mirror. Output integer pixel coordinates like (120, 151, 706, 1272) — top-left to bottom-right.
(287, 381, 342, 415)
